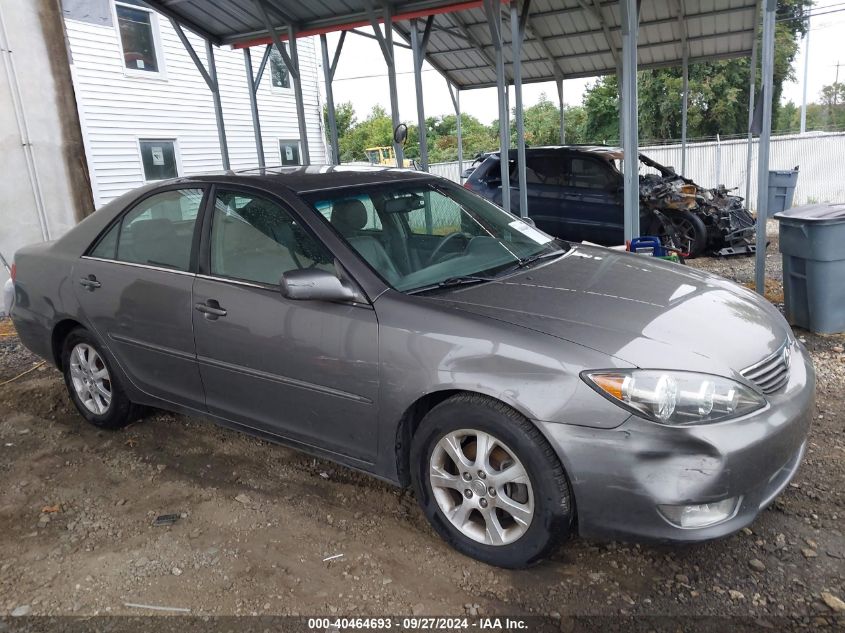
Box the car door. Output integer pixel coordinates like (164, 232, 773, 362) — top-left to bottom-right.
(564, 156, 624, 245)
(191, 187, 380, 462)
(510, 154, 575, 239)
(73, 187, 206, 410)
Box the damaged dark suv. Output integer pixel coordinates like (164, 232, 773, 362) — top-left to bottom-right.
(463, 146, 755, 257)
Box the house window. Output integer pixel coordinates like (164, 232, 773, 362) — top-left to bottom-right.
(115, 0, 161, 73)
(139, 139, 178, 180)
(279, 140, 301, 166)
(269, 46, 291, 89)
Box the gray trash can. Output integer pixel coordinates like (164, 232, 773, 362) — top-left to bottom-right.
(774, 202, 845, 334)
(766, 169, 799, 217)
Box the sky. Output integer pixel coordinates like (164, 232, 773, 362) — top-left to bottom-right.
(318, 0, 845, 129)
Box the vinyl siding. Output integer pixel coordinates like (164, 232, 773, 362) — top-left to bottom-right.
(65, 6, 327, 208)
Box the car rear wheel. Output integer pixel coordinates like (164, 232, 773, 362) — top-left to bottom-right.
(61, 328, 139, 429)
(410, 394, 574, 568)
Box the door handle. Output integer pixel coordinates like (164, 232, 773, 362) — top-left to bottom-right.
(78, 275, 101, 290)
(194, 300, 227, 319)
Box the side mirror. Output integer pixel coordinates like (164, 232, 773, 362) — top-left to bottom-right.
(280, 268, 356, 302)
(393, 123, 408, 145)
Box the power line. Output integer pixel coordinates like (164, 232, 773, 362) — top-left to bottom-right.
(777, 6, 845, 21)
(332, 68, 439, 82)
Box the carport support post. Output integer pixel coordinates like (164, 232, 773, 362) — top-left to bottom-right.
(411, 17, 434, 171)
(244, 46, 272, 169)
(320, 32, 346, 165)
(754, 0, 777, 294)
(620, 0, 639, 243)
(288, 27, 310, 165)
(511, 0, 530, 218)
(171, 21, 229, 170)
(205, 41, 229, 170)
(447, 82, 463, 179)
(367, 2, 403, 167)
(557, 78, 565, 144)
(681, 49, 688, 175)
(484, 0, 511, 213)
(252, 0, 310, 164)
(744, 11, 760, 209)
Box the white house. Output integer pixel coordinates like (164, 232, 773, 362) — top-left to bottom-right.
(63, 0, 328, 209)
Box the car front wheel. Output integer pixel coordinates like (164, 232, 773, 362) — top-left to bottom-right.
(61, 328, 139, 429)
(411, 394, 574, 568)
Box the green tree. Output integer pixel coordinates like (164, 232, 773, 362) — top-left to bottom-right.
(580, 0, 810, 143)
(323, 101, 356, 138)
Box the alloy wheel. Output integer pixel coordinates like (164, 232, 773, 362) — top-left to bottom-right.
(429, 429, 534, 546)
(69, 343, 112, 415)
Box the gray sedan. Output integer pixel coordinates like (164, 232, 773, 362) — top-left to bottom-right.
(9, 167, 813, 568)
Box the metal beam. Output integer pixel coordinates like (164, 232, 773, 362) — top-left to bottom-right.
(483, 0, 510, 214)
(524, 21, 565, 81)
(754, 0, 777, 294)
(255, 44, 272, 86)
(800, 22, 810, 133)
(367, 2, 403, 167)
(556, 78, 565, 143)
(448, 47, 754, 89)
(321, 34, 343, 164)
(350, 27, 412, 49)
(411, 17, 434, 171)
(206, 40, 229, 170)
(288, 24, 310, 164)
(244, 48, 265, 168)
(620, 0, 638, 243)
(585, 0, 621, 71)
(252, 0, 298, 79)
(512, 0, 530, 218)
(447, 81, 463, 179)
(745, 0, 761, 210)
(446, 10, 504, 80)
(675, 0, 689, 175)
(252, 0, 309, 164)
(171, 20, 229, 170)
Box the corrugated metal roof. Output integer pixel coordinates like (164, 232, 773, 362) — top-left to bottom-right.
(144, 0, 759, 89)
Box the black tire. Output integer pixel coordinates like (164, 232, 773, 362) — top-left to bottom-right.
(650, 210, 707, 258)
(61, 328, 139, 429)
(410, 394, 574, 568)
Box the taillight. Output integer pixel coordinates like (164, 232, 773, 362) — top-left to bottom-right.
(463, 180, 472, 189)
(9, 262, 15, 282)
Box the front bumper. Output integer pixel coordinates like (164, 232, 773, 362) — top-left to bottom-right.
(541, 340, 815, 542)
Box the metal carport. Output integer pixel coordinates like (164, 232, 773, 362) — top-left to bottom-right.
(143, 0, 780, 293)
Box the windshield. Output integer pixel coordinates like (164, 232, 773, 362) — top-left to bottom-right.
(303, 180, 566, 293)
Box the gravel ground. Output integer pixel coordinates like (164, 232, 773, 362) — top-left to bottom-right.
(0, 230, 843, 629)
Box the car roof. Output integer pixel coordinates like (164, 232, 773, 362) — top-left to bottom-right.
(488, 145, 625, 160)
(153, 165, 436, 195)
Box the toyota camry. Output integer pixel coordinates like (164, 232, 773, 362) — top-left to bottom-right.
(9, 166, 814, 568)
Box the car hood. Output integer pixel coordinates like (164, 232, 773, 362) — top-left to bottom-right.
(428, 245, 790, 376)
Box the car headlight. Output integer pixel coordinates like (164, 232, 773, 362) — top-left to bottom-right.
(582, 370, 766, 425)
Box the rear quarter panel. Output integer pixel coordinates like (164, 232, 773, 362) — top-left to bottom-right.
(10, 242, 83, 364)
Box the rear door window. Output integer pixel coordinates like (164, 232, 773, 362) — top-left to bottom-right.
(89, 188, 204, 272)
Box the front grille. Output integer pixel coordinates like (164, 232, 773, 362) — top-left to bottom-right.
(741, 342, 791, 394)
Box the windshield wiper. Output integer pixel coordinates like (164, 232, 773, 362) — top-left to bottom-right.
(510, 247, 568, 270)
(406, 274, 496, 295)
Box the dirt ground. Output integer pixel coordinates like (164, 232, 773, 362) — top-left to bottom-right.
(1, 225, 843, 629)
